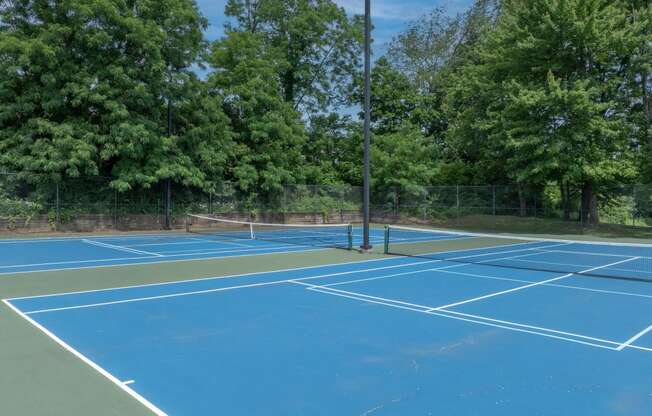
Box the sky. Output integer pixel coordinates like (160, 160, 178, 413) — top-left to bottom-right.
(194, 0, 475, 114)
(195, 0, 475, 55)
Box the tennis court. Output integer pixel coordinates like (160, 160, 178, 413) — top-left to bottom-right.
(2, 224, 651, 415)
(0, 221, 387, 274)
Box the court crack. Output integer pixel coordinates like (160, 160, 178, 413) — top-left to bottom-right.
(359, 396, 407, 416)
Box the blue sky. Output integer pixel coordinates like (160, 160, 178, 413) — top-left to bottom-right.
(195, 0, 475, 55)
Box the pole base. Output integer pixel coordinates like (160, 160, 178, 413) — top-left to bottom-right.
(359, 245, 373, 253)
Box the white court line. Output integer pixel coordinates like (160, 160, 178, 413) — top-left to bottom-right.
(23, 279, 305, 315)
(296, 280, 442, 311)
(532, 248, 652, 260)
(431, 274, 574, 311)
(0, 232, 192, 244)
(296, 284, 620, 351)
(580, 257, 641, 274)
(433, 269, 652, 300)
(82, 239, 164, 257)
(123, 380, 135, 385)
(0, 243, 308, 271)
(127, 239, 253, 248)
(14, 240, 577, 311)
(17, 259, 445, 314)
(617, 325, 652, 351)
(520, 259, 652, 276)
(321, 242, 575, 291)
(1, 299, 167, 415)
(433, 308, 637, 349)
(402, 241, 572, 262)
(432, 257, 642, 311)
(498, 255, 645, 274)
(462, 248, 648, 277)
(0, 246, 326, 276)
(303, 284, 652, 352)
(321, 262, 473, 287)
(144, 246, 262, 255)
(6, 228, 552, 276)
(322, 260, 652, 301)
(5, 256, 421, 300)
(303, 280, 614, 350)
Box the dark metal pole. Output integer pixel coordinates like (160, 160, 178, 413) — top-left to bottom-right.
(165, 98, 172, 230)
(361, 0, 372, 250)
(55, 183, 60, 229)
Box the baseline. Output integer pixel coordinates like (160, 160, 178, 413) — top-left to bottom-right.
(1, 299, 167, 415)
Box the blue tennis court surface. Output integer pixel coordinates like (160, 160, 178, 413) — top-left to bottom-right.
(0, 227, 387, 274)
(4, 234, 652, 415)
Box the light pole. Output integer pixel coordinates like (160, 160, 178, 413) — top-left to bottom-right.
(361, 0, 372, 250)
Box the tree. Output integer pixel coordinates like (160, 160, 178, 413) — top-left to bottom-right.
(303, 113, 360, 184)
(446, 0, 638, 223)
(0, 0, 213, 192)
(208, 31, 307, 204)
(384, 3, 499, 143)
(351, 57, 419, 135)
(371, 125, 440, 208)
(387, 2, 500, 93)
(224, 0, 363, 113)
(621, 0, 652, 182)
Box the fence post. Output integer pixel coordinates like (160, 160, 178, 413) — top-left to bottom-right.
(492, 185, 496, 216)
(114, 188, 118, 230)
(394, 186, 399, 217)
(632, 185, 637, 227)
(164, 179, 171, 230)
(209, 191, 213, 215)
(456, 185, 460, 218)
(55, 183, 60, 229)
(283, 185, 288, 213)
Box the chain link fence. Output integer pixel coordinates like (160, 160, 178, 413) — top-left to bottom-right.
(1, 172, 651, 235)
(370, 184, 652, 231)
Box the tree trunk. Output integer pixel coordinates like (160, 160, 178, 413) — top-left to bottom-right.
(580, 182, 599, 225)
(590, 193, 599, 224)
(560, 181, 571, 221)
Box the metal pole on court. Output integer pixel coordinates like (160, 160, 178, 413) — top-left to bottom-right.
(361, 0, 372, 250)
(165, 98, 173, 230)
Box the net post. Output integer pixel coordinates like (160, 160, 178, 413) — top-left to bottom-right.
(383, 225, 390, 254)
(249, 223, 255, 239)
(347, 224, 353, 250)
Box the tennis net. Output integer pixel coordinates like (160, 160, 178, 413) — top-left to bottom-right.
(384, 224, 652, 282)
(187, 214, 353, 250)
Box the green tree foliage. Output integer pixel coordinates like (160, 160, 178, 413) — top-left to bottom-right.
(224, 0, 363, 113)
(0, 0, 220, 191)
(622, 0, 652, 181)
(446, 0, 639, 222)
(303, 114, 360, 184)
(1, 0, 652, 226)
(208, 31, 307, 202)
(169, 77, 235, 191)
(384, 4, 497, 141)
(353, 57, 419, 135)
(371, 125, 439, 198)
